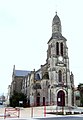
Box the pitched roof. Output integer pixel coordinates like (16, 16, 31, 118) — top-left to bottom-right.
(52, 13, 61, 26)
(15, 70, 31, 77)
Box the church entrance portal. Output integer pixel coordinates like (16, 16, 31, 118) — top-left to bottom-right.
(36, 93, 40, 106)
(57, 90, 65, 106)
(36, 97, 40, 106)
(43, 97, 45, 106)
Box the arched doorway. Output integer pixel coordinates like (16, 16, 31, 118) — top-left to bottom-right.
(36, 93, 40, 106)
(43, 97, 45, 106)
(57, 90, 65, 106)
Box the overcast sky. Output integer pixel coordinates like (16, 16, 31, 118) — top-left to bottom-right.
(0, 0, 83, 95)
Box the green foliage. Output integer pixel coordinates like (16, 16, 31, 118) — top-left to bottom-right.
(78, 83, 83, 106)
(80, 99, 83, 106)
(10, 91, 27, 107)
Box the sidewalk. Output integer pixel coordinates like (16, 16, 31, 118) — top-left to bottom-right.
(0, 106, 58, 119)
(0, 106, 83, 119)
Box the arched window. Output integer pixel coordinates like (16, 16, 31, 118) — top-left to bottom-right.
(61, 42, 63, 56)
(56, 42, 59, 55)
(58, 70, 62, 82)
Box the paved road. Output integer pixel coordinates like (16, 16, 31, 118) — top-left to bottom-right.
(35, 116, 83, 120)
(4, 116, 83, 120)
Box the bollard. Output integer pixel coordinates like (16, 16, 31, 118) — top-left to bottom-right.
(44, 105, 46, 117)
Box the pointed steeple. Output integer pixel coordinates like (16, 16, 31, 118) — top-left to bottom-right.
(52, 12, 62, 34)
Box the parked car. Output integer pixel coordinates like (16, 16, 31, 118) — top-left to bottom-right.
(0, 101, 3, 105)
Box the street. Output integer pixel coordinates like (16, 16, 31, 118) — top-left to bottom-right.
(4, 116, 83, 120)
(35, 116, 83, 120)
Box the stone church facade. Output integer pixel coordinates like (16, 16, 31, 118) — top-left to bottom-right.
(11, 13, 74, 107)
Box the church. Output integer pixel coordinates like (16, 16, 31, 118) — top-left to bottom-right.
(11, 12, 74, 107)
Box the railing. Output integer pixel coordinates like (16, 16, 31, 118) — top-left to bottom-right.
(4, 107, 20, 119)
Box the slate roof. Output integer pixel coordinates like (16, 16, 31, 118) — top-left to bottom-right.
(15, 70, 31, 77)
(35, 73, 41, 80)
(52, 13, 61, 25)
(48, 33, 67, 44)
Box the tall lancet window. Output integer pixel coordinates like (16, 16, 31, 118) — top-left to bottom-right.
(58, 70, 62, 82)
(61, 42, 63, 56)
(56, 42, 59, 55)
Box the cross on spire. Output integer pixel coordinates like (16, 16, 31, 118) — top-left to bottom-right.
(55, 11, 57, 15)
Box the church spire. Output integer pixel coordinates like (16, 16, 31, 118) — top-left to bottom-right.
(52, 12, 62, 34)
(55, 11, 57, 15)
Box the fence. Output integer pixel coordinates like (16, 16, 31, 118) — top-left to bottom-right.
(4, 107, 20, 119)
(1, 104, 81, 119)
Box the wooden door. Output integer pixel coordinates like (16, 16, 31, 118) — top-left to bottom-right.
(57, 90, 65, 106)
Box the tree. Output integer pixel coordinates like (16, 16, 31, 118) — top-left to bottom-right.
(78, 83, 83, 106)
(10, 91, 27, 107)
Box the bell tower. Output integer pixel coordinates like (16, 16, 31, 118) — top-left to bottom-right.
(47, 13, 74, 106)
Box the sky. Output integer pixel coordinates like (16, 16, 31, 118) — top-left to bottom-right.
(0, 0, 83, 95)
